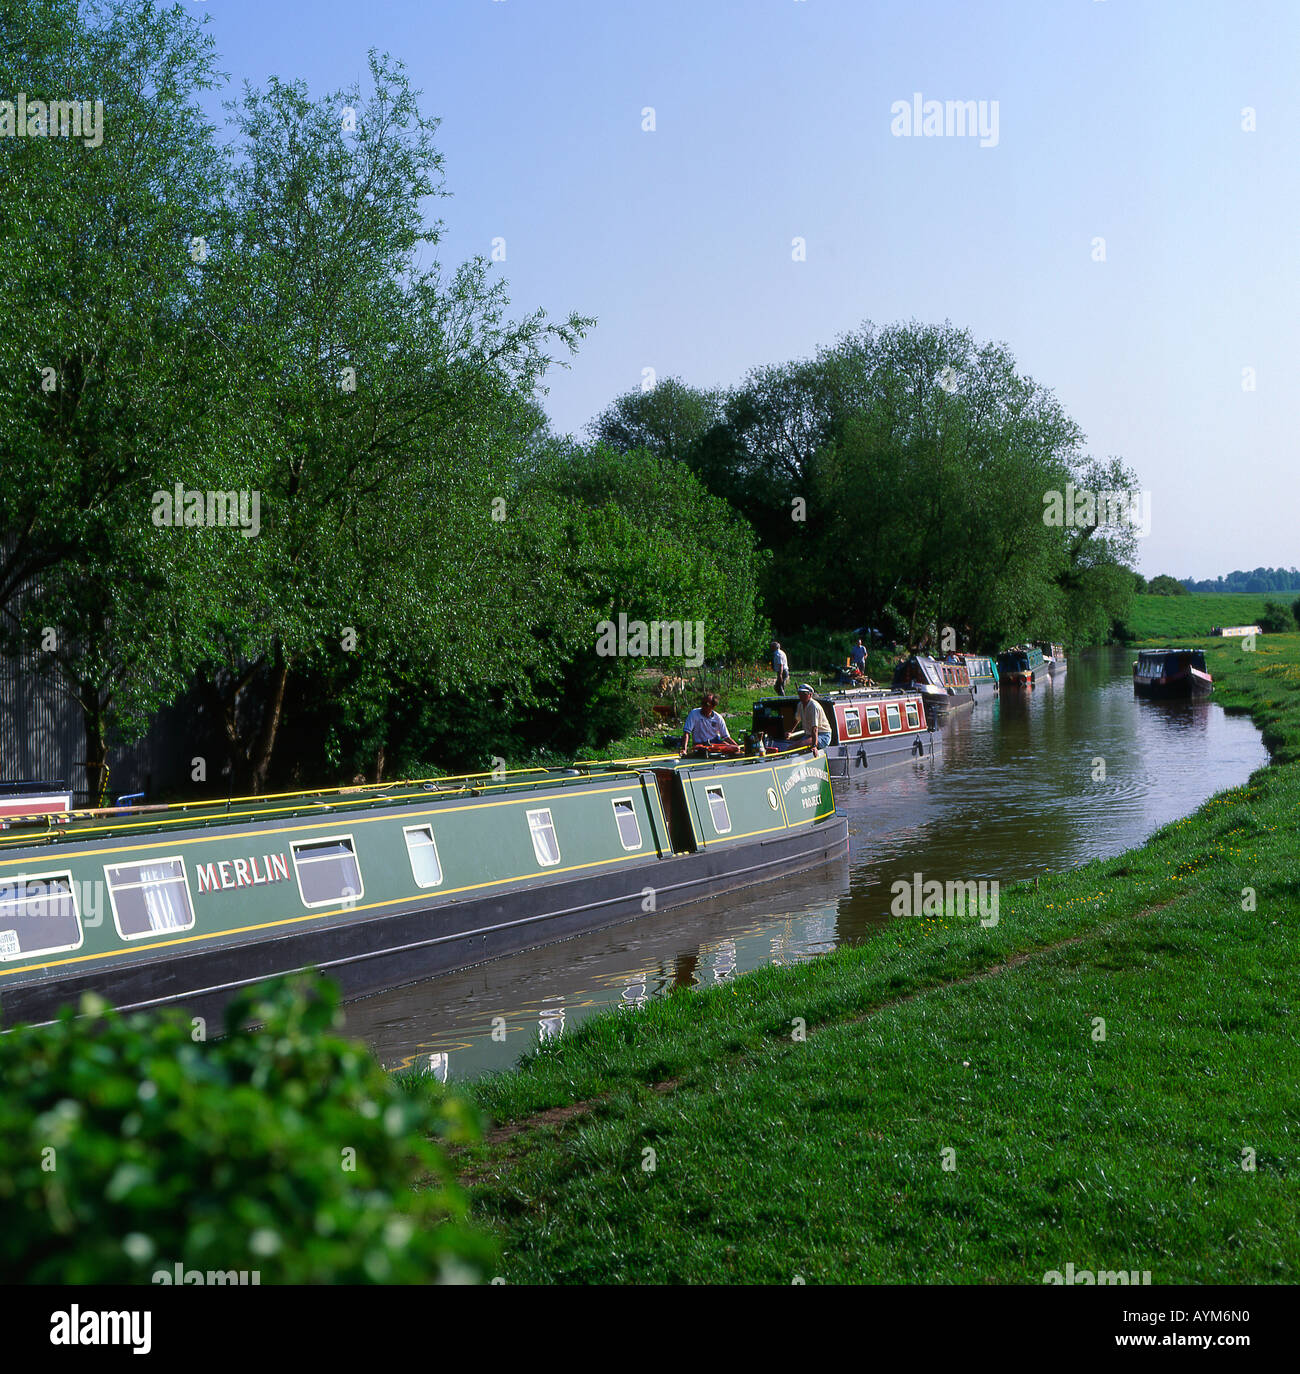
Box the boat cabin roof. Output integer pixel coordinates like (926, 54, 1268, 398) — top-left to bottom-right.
(0, 752, 782, 852)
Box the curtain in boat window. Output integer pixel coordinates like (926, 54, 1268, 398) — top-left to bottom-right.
(292, 839, 364, 906)
(106, 859, 195, 938)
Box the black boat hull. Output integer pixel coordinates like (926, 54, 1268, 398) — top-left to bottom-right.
(1133, 674, 1212, 699)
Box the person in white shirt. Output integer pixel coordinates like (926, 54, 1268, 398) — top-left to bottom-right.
(681, 693, 734, 753)
(789, 684, 832, 757)
(771, 641, 789, 694)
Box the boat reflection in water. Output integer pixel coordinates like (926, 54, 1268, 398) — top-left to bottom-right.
(347, 856, 852, 1076)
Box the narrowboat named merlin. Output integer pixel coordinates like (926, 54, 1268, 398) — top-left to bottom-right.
(891, 655, 975, 716)
(0, 750, 846, 1027)
(751, 687, 936, 777)
(1133, 648, 1213, 699)
(997, 644, 1050, 688)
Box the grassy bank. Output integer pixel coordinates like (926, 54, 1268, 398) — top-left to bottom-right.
(1119, 591, 1281, 641)
(419, 635, 1300, 1283)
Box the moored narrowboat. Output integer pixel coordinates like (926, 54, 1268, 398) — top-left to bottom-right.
(997, 645, 1049, 688)
(1133, 648, 1213, 699)
(751, 688, 936, 777)
(0, 751, 846, 1027)
(954, 654, 999, 691)
(0, 782, 72, 818)
(891, 655, 975, 715)
(1034, 642, 1068, 676)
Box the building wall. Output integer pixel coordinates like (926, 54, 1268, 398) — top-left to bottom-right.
(0, 651, 203, 806)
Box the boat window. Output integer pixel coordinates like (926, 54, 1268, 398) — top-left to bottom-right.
(866, 707, 882, 735)
(612, 798, 642, 850)
(905, 702, 920, 729)
(291, 836, 364, 909)
(403, 825, 443, 888)
(106, 857, 195, 939)
(527, 809, 561, 866)
(705, 786, 731, 834)
(885, 704, 902, 731)
(843, 707, 862, 739)
(0, 872, 82, 961)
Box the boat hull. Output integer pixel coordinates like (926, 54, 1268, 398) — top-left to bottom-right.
(1133, 670, 1212, 699)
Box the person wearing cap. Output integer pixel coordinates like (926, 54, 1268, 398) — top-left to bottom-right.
(681, 693, 734, 754)
(789, 684, 832, 756)
(771, 641, 789, 694)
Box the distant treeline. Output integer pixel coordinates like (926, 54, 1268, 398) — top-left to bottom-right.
(1180, 568, 1300, 595)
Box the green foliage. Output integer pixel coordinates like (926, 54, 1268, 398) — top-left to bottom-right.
(1146, 574, 1189, 595)
(587, 377, 723, 463)
(0, 976, 494, 1283)
(593, 320, 1140, 652)
(1258, 600, 1296, 634)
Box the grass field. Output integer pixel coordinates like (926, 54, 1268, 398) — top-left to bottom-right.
(1120, 592, 1293, 642)
(417, 635, 1300, 1283)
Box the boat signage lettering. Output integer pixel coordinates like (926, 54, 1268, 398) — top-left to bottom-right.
(195, 853, 290, 895)
(781, 762, 828, 811)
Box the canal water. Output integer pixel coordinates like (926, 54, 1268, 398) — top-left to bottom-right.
(341, 648, 1268, 1079)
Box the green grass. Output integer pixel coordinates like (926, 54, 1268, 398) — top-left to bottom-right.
(414, 635, 1300, 1283)
(1120, 592, 1280, 642)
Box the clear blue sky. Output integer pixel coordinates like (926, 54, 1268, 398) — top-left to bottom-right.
(199, 0, 1298, 579)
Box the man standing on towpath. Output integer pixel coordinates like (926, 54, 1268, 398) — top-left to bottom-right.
(772, 641, 789, 694)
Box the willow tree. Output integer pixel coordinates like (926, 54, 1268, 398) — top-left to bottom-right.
(182, 53, 591, 792)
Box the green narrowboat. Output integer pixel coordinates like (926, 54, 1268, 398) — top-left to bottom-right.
(0, 749, 845, 1027)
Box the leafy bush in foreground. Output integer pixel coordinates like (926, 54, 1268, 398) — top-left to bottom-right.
(0, 976, 493, 1283)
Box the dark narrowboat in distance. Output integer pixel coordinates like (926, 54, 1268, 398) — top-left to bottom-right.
(751, 687, 936, 777)
(0, 750, 846, 1028)
(891, 655, 975, 716)
(1133, 648, 1213, 698)
(997, 645, 1050, 689)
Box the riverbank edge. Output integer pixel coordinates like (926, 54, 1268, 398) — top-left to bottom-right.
(408, 635, 1299, 1280)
